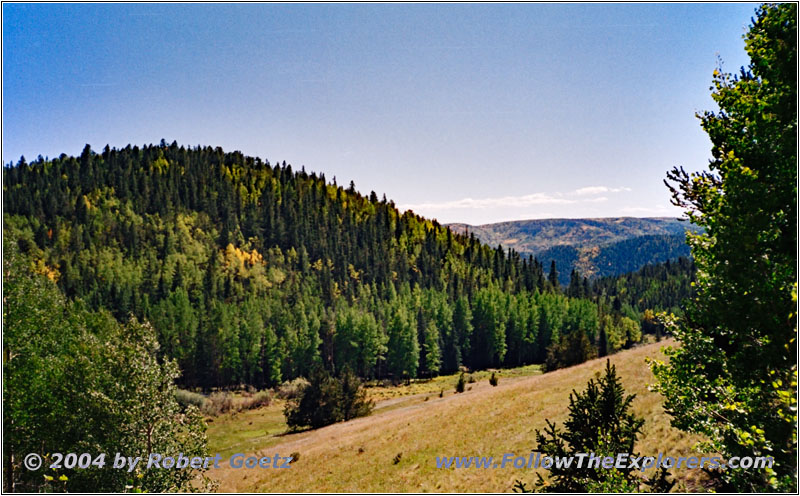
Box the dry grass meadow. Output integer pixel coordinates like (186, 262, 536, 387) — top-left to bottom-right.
(207, 339, 709, 492)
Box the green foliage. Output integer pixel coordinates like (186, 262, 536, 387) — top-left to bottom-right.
(3, 139, 693, 390)
(284, 368, 373, 430)
(592, 256, 695, 318)
(386, 303, 419, 379)
(455, 372, 466, 393)
(2, 245, 211, 492)
(471, 285, 508, 368)
(653, 3, 797, 492)
(334, 306, 387, 378)
(544, 330, 597, 372)
(515, 360, 672, 493)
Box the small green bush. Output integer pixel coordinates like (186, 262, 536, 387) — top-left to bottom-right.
(175, 389, 206, 410)
(455, 372, 466, 393)
(284, 368, 373, 430)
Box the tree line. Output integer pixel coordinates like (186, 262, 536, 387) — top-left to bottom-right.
(4, 142, 691, 388)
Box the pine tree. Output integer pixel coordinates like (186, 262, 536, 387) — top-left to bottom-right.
(515, 360, 671, 492)
(455, 372, 466, 393)
(597, 326, 608, 358)
(548, 260, 559, 291)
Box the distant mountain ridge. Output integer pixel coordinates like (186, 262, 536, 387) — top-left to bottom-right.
(447, 217, 695, 284)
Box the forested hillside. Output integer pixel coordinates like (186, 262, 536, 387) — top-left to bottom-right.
(535, 233, 691, 284)
(450, 218, 694, 284)
(3, 142, 691, 389)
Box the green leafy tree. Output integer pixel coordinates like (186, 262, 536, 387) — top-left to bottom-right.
(421, 321, 442, 376)
(334, 306, 387, 378)
(652, 4, 797, 491)
(386, 303, 419, 380)
(619, 316, 641, 348)
(3, 246, 211, 492)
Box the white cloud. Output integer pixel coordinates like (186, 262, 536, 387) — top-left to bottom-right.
(400, 193, 574, 211)
(572, 186, 632, 196)
(400, 185, 628, 212)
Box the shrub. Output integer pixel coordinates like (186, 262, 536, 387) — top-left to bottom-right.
(201, 392, 234, 416)
(455, 372, 466, 393)
(276, 377, 311, 400)
(489, 372, 498, 387)
(467, 374, 476, 384)
(175, 389, 206, 410)
(284, 367, 373, 430)
(239, 391, 272, 411)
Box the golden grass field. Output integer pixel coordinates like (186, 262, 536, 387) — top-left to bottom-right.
(206, 339, 709, 492)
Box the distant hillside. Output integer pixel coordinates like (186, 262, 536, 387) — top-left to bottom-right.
(448, 218, 695, 284)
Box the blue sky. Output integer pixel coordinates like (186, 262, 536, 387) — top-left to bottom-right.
(3, 3, 758, 224)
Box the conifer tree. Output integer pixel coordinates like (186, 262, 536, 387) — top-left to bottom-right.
(515, 360, 672, 492)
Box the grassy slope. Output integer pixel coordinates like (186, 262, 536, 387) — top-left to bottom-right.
(207, 339, 708, 492)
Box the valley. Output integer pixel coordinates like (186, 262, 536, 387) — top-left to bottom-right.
(448, 218, 695, 283)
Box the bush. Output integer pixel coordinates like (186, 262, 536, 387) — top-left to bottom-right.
(455, 372, 466, 393)
(284, 368, 373, 430)
(489, 372, 498, 387)
(202, 392, 234, 416)
(175, 389, 206, 410)
(3, 247, 211, 492)
(276, 377, 311, 399)
(239, 391, 272, 411)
